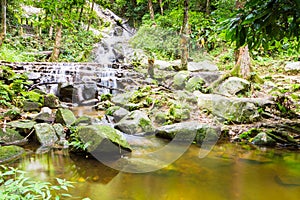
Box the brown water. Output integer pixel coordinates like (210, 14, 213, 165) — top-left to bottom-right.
(15, 143, 300, 200)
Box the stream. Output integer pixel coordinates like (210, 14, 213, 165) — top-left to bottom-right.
(14, 142, 300, 200)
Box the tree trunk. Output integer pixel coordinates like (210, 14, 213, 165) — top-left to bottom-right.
(0, 0, 7, 46)
(50, 24, 62, 62)
(206, 0, 210, 15)
(148, 0, 155, 23)
(87, 0, 95, 31)
(159, 0, 164, 15)
(180, 0, 189, 70)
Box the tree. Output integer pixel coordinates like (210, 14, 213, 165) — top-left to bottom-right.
(0, 0, 6, 46)
(180, 0, 189, 70)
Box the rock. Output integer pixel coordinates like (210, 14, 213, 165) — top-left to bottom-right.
(155, 121, 220, 145)
(155, 60, 173, 70)
(187, 60, 218, 72)
(71, 116, 93, 126)
(41, 107, 52, 114)
(113, 107, 129, 122)
(80, 99, 99, 106)
(194, 92, 260, 123)
(53, 123, 65, 140)
(43, 94, 60, 108)
(284, 62, 300, 72)
(33, 112, 54, 123)
(34, 123, 58, 146)
(0, 128, 24, 143)
(77, 125, 131, 152)
(0, 145, 25, 164)
(111, 91, 134, 107)
(23, 101, 40, 112)
(154, 112, 168, 124)
(82, 83, 98, 100)
(173, 71, 190, 90)
(7, 120, 36, 131)
(105, 106, 121, 116)
(59, 85, 75, 102)
(191, 71, 223, 85)
(3, 108, 21, 120)
(55, 108, 76, 125)
(115, 110, 154, 134)
(185, 76, 205, 92)
(252, 132, 276, 146)
(215, 77, 250, 96)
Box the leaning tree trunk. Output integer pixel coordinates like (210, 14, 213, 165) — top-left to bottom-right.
(0, 0, 7, 46)
(159, 0, 164, 15)
(180, 0, 189, 70)
(50, 24, 62, 62)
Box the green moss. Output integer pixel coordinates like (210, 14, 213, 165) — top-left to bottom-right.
(0, 145, 25, 164)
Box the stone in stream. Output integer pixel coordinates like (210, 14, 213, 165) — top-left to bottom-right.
(252, 132, 276, 147)
(215, 77, 250, 97)
(77, 125, 131, 153)
(7, 120, 36, 133)
(55, 108, 76, 126)
(34, 123, 58, 146)
(155, 121, 220, 145)
(0, 145, 25, 164)
(115, 110, 154, 135)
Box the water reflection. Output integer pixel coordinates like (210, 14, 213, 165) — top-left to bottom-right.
(15, 144, 300, 200)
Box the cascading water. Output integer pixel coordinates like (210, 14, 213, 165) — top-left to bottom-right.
(22, 7, 136, 106)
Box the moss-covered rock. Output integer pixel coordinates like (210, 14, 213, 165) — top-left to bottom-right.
(0, 145, 25, 164)
(3, 108, 21, 120)
(185, 77, 205, 92)
(23, 101, 41, 112)
(173, 71, 190, 90)
(44, 94, 60, 108)
(34, 123, 58, 146)
(115, 110, 154, 134)
(77, 125, 131, 152)
(0, 128, 24, 143)
(71, 116, 93, 126)
(55, 108, 76, 125)
(155, 121, 220, 145)
(7, 120, 36, 132)
(251, 132, 276, 147)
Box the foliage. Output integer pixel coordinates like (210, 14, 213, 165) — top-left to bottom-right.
(223, 0, 300, 50)
(0, 165, 74, 199)
(67, 126, 90, 152)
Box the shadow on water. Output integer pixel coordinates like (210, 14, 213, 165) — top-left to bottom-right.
(13, 143, 300, 200)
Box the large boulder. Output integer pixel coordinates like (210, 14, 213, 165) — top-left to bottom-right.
(187, 60, 219, 72)
(194, 92, 261, 123)
(77, 125, 131, 152)
(215, 77, 250, 96)
(43, 94, 60, 108)
(34, 123, 58, 146)
(111, 91, 134, 107)
(156, 121, 220, 145)
(115, 110, 154, 134)
(23, 101, 41, 112)
(7, 120, 36, 133)
(55, 108, 76, 125)
(0, 145, 25, 164)
(113, 107, 130, 122)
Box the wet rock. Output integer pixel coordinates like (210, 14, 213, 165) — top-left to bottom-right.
(195, 92, 260, 123)
(77, 125, 131, 152)
(115, 110, 154, 134)
(173, 71, 190, 90)
(33, 112, 54, 123)
(113, 107, 129, 122)
(187, 60, 219, 72)
(0, 128, 24, 143)
(252, 132, 276, 147)
(285, 61, 300, 72)
(55, 108, 76, 125)
(80, 99, 99, 106)
(53, 123, 65, 140)
(44, 94, 60, 108)
(215, 77, 250, 96)
(0, 145, 25, 164)
(23, 101, 40, 112)
(156, 121, 220, 145)
(34, 123, 58, 146)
